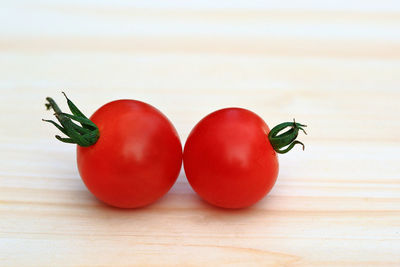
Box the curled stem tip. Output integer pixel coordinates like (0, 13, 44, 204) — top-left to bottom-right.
(268, 119, 307, 154)
(43, 93, 99, 147)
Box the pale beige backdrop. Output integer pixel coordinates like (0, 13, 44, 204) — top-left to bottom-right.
(1, 0, 400, 266)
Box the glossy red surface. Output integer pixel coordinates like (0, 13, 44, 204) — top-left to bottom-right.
(183, 108, 278, 209)
(77, 100, 182, 208)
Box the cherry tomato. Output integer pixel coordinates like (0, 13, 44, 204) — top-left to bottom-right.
(45, 95, 182, 208)
(77, 100, 182, 208)
(183, 108, 306, 209)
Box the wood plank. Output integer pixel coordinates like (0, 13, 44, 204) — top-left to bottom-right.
(1, 1, 399, 266)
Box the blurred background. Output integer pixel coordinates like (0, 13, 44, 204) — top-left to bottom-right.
(1, 0, 400, 266)
(1, 0, 400, 140)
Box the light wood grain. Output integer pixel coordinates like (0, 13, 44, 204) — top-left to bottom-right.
(1, 1, 400, 266)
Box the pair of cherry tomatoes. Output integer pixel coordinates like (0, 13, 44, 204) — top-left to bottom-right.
(44, 94, 306, 209)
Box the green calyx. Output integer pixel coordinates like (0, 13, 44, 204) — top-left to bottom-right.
(43, 92, 99, 147)
(268, 119, 307, 154)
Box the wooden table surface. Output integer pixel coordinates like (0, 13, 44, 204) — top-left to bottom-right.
(1, 1, 400, 266)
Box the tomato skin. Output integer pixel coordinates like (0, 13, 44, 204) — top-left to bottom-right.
(77, 100, 182, 208)
(183, 108, 278, 209)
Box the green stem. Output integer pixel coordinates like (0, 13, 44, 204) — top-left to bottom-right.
(43, 93, 99, 147)
(268, 119, 307, 154)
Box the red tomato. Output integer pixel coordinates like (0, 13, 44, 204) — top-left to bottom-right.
(75, 100, 182, 208)
(183, 108, 278, 209)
